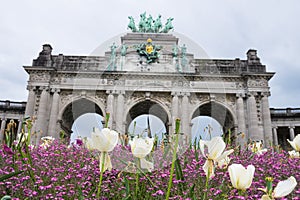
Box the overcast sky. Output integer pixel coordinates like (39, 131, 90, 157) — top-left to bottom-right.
(0, 0, 299, 108)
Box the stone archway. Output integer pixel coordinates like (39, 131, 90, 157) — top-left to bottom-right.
(125, 100, 170, 135)
(192, 101, 235, 137)
(60, 98, 104, 139)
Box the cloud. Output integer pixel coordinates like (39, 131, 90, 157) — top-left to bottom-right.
(0, 0, 299, 108)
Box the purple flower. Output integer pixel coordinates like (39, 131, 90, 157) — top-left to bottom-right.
(3, 144, 14, 155)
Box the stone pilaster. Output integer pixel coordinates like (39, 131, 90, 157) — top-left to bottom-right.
(116, 91, 125, 134)
(17, 119, 22, 135)
(0, 118, 6, 143)
(171, 92, 179, 133)
(48, 89, 60, 138)
(35, 86, 49, 142)
(24, 86, 36, 117)
(236, 93, 246, 148)
(106, 90, 114, 129)
(261, 92, 273, 147)
(181, 92, 190, 135)
(272, 127, 278, 146)
(289, 126, 295, 140)
(247, 92, 260, 141)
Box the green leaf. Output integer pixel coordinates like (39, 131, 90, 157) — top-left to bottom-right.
(175, 158, 184, 181)
(122, 177, 131, 200)
(1, 195, 12, 200)
(0, 171, 23, 182)
(188, 183, 196, 200)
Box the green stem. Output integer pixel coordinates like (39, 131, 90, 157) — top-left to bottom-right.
(165, 119, 180, 200)
(135, 158, 140, 197)
(203, 169, 210, 200)
(105, 113, 110, 128)
(97, 152, 106, 198)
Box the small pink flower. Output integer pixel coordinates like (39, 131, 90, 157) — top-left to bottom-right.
(3, 144, 14, 155)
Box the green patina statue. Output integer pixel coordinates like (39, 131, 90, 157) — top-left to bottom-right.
(121, 44, 127, 56)
(107, 42, 118, 70)
(127, 16, 137, 32)
(180, 44, 188, 68)
(136, 38, 161, 64)
(161, 17, 174, 33)
(154, 14, 162, 33)
(127, 13, 174, 33)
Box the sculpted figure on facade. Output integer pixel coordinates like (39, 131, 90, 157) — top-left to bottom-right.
(180, 44, 188, 68)
(161, 17, 174, 33)
(138, 12, 147, 32)
(153, 14, 162, 33)
(107, 42, 118, 71)
(128, 13, 174, 33)
(121, 44, 127, 56)
(136, 38, 161, 64)
(127, 16, 137, 32)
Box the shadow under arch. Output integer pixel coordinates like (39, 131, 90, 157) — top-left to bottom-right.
(125, 100, 170, 135)
(60, 98, 104, 138)
(192, 101, 235, 136)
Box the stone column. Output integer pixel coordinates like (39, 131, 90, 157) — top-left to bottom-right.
(289, 126, 295, 140)
(272, 127, 278, 146)
(24, 86, 36, 117)
(261, 92, 273, 147)
(247, 92, 260, 141)
(115, 91, 125, 134)
(181, 92, 190, 135)
(106, 90, 114, 129)
(0, 118, 6, 143)
(17, 119, 22, 134)
(48, 89, 60, 138)
(236, 93, 246, 148)
(35, 86, 49, 142)
(171, 92, 179, 133)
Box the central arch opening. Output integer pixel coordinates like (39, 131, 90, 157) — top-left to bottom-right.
(126, 100, 169, 140)
(192, 101, 234, 142)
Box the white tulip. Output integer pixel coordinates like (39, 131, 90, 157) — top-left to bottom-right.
(250, 141, 267, 155)
(130, 136, 154, 171)
(273, 176, 297, 198)
(199, 137, 234, 179)
(90, 128, 119, 152)
(40, 136, 55, 149)
(261, 176, 297, 199)
(287, 134, 300, 151)
(228, 164, 255, 190)
(288, 150, 300, 158)
(85, 128, 119, 171)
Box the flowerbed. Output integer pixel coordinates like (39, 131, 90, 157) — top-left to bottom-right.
(1, 141, 299, 199)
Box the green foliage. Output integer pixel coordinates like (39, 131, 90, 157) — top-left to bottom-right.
(0, 171, 23, 182)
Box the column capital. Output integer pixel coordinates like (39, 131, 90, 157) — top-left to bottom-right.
(183, 92, 190, 97)
(117, 90, 125, 95)
(236, 93, 245, 98)
(106, 90, 113, 95)
(171, 91, 178, 96)
(27, 85, 37, 91)
(39, 86, 49, 92)
(261, 92, 271, 97)
(289, 126, 295, 129)
(51, 88, 60, 94)
(247, 91, 257, 97)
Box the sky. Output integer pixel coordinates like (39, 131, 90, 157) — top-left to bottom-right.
(1, 0, 299, 109)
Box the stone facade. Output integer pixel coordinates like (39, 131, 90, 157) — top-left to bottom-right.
(0, 100, 26, 143)
(18, 33, 278, 146)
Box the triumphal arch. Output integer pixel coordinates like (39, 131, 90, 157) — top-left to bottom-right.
(24, 14, 274, 146)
